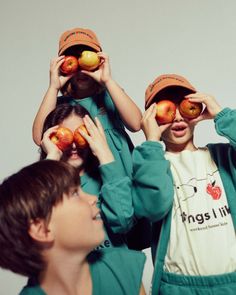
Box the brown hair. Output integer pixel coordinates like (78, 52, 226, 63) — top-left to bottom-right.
(40, 103, 99, 177)
(0, 160, 80, 277)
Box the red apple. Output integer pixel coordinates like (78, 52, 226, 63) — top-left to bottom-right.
(50, 127, 74, 151)
(60, 56, 79, 75)
(155, 100, 177, 124)
(78, 51, 100, 71)
(73, 124, 89, 148)
(179, 99, 203, 119)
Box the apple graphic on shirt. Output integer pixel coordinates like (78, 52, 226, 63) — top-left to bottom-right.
(206, 182, 222, 200)
(155, 100, 177, 124)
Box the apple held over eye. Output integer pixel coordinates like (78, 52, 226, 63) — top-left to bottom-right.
(50, 127, 74, 151)
(155, 100, 177, 124)
(74, 124, 89, 148)
(179, 99, 203, 119)
(60, 56, 79, 75)
(78, 51, 100, 71)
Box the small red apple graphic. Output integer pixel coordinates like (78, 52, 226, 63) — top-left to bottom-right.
(60, 56, 79, 75)
(179, 99, 203, 119)
(78, 51, 100, 71)
(50, 127, 74, 151)
(206, 183, 222, 200)
(73, 124, 89, 148)
(155, 100, 177, 124)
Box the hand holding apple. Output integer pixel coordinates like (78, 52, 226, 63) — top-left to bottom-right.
(60, 56, 79, 75)
(185, 93, 222, 121)
(179, 98, 203, 119)
(73, 124, 89, 148)
(78, 51, 100, 71)
(156, 100, 177, 124)
(41, 125, 63, 160)
(50, 127, 74, 151)
(81, 115, 115, 164)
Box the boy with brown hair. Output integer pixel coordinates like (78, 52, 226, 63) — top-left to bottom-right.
(0, 160, 146, 295)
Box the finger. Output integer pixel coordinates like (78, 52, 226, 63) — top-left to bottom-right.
(97, 52, 108, 59)
(83, 115, 97, 136)
(144, 103, 156, 120)
(44, 125, 59, 137)
(78, 128, 91, 142)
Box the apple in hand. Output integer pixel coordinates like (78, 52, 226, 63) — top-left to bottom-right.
(50, 127, 74, 151)
(74, 124, 89, 148)
(156, 100, 177, 124)
(78, 51, 100, 71)
(179, 99, 203, 119)
(60, 56, 79, 75)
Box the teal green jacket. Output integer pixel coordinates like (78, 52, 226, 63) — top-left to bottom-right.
(19, 248, 146, 295)
(132, 108, 236, 294)
(58, 91, 151, 250)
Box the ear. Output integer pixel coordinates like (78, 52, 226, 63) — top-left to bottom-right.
(28, 218, 54, 243)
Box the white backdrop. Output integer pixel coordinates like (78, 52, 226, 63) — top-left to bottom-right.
(1, 0, 236, 294)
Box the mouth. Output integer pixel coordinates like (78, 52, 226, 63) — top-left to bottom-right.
(171, 123, 188, 137)
(93, 210, 103, 222)
(68, 149, 80, 159)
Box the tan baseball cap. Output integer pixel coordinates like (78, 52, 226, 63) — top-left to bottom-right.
(145, 74, 196, 108)
(58, 28, 102, 56)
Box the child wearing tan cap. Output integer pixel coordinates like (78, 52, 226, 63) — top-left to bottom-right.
(32, 27, 150, 251)
(131, 73, 236, 294)
(32, 27, 141, 179)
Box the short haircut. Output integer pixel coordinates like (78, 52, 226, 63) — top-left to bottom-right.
(0, 160, 80, 277)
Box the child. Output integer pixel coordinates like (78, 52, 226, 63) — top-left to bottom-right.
(33, 27, 150, 250)
(40, 104, 136, 249)
(0, 160, 146, 295)
(32, 27, 142, 178)
(132, 74, 236, 294)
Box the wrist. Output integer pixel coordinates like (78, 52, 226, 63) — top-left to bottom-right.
(46, 151, 61, 160)
(97, 149, 115, 165)
(103, 78, 115, 88)
(48, 84, 60, 93)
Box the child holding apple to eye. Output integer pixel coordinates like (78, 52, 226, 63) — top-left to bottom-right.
(0, 160, 146, 295)
(130, 74, 236, 294)
(32, 27, 142, 179)
(40, 103, 147, 252)
(33, 27, 151, 251)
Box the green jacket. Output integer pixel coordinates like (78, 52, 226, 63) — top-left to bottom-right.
(132, 108, 236, 294)
(19, 248, 146, 295)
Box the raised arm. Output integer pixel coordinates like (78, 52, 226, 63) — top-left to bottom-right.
(132, 104, 174, 222)
(32, 56, 72, 145)
(80, 116, 136, 233)
(81, 52, 142, 132)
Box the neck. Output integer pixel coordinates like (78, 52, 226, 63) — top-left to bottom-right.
(165, 138, 197, 153)
(39, 250, 92, 295)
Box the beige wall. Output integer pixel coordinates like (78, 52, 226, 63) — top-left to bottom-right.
(1, 0, 236, 293)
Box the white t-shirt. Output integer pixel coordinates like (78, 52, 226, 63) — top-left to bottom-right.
(164, 147, 236, 275)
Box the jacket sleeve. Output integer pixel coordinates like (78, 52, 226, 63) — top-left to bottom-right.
(215, 108, 236, 148)
(99, 161, 136, 234)
(132, 141, 174, 222)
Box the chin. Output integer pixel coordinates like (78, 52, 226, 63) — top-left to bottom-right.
(67, 158, 83, 168)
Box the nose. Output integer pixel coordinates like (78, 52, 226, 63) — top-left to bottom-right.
(174, 107, 184, 122)
(79, 188, 98, 205)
